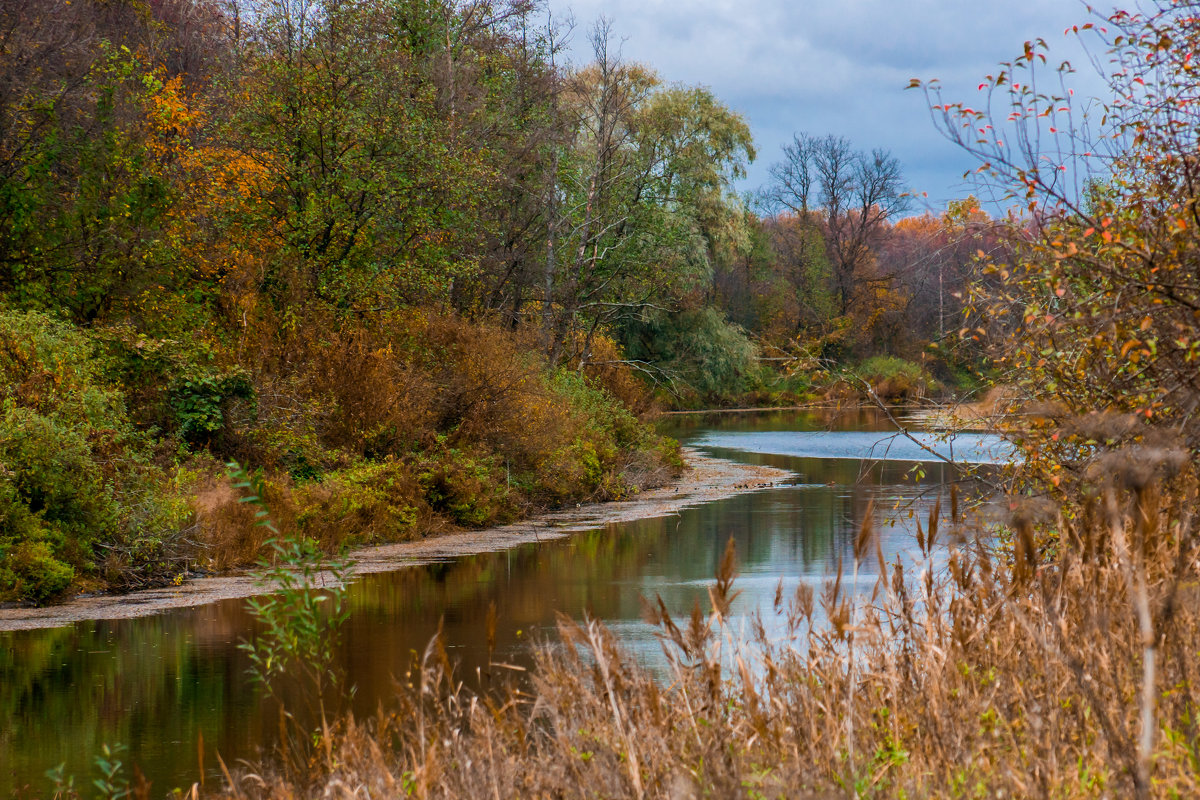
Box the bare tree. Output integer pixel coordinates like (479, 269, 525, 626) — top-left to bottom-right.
(768, 133, 908, 316)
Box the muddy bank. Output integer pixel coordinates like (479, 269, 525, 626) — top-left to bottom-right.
(0, 448, 792, 631)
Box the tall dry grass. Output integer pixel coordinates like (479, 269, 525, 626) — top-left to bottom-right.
(185, 438, 1200, 799)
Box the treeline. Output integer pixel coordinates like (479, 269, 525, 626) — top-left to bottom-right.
(0, 0, 990, 602)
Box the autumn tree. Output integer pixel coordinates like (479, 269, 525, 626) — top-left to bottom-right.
(217, 0, 538, 317)
(0, 0, 213, 321)
(452, 12, 568, 328)
(866, 197, 1003, 361)
(766, 133, 908, 322)
(759, 213, 835, 340)
(921, 1, 1200, 446)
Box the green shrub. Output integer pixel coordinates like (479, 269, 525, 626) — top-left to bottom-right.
(0, 309, 192, 601)
(169, 371, 256, 445)
(418, 448, 516, 527)
(295, 459, 420, 545)
(0, 405, 120, 545)
(2, 540, 75, 603)
(537, 370, 680, 502)
(854, 355, 937, 401)
(0, 309, 125, 426)
(92, 328, 256, 448)
(0, 311, 127, 599)
(550, 370, 648, 452)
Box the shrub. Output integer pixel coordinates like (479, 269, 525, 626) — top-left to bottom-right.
(2, 540, 75, 603)
(0, 309, 125, 425)
(618, 307, 763, 406)
(417, 447, 517, 527)
(577, 334, 658, 416)
(169, 371, 256, 446)
(93, 327, 256, 451)
(550, 371, 646, 450)
(0, 306, 680, 592)
(295, 459, 422, 547)
(414, 314, 569, 466)
(854, 355, 936, 401)
(294, 321, 436, 460)
(0, 309, 192, 601)
(0, 405, 119, 547)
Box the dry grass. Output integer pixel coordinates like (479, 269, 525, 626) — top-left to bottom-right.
(185, 442, 1200, 799)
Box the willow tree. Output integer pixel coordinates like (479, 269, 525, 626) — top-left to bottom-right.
(542, 22, 755, 366)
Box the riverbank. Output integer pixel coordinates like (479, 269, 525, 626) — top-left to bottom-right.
(0, 447, 792, 631)
(660, 402, 844, 415)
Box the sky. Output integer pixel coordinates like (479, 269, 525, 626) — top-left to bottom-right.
(544, 0, 1116, 215)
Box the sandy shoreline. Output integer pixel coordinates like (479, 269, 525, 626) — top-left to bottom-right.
(0, 447, 792, 632)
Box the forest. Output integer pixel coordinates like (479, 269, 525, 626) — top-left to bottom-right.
(10, 0, 1200, 797)
(0, 0, 988, 602)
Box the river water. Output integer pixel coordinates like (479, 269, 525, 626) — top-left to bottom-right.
(0, 409, 1009, 794)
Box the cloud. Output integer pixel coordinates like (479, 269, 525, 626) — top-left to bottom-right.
(547, 0, 1113, 212)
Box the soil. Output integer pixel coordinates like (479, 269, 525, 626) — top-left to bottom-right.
(0, 448, 793, 631)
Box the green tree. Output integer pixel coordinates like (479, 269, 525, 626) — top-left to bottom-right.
(543, 21, 755, 367)
(223, 0, 492, 315)
(0, 43, 187, 322)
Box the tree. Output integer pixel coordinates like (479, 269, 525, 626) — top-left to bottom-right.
(870, 198, 1002, 358)
(919, 1, 1200, 445)
(767, 133, 908, 319)
(756, 213, 834, 338)
(0, 0, 231, 322)
(452, 10, 568, 328)
(541, 21, 754, 367)
(219, 0, 520, 316)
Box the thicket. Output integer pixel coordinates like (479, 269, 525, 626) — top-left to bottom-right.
(0, 0, 724, 603)
(0, 309, 191, 601)
(0, 305, 682, 602)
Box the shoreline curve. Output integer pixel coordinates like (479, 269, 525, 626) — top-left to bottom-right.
(0, 447, 793, 632)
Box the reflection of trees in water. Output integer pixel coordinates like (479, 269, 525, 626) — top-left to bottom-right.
(1, 613, 247, 793)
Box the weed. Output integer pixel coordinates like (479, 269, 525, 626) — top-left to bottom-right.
(228, 459, 354, 781)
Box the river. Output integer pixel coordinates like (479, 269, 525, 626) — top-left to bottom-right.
(0, 408, 1009, 794)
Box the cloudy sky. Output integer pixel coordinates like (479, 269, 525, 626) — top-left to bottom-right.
(544, 0, 1115, 214)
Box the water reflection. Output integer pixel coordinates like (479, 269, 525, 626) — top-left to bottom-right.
(0, 410, 995, 794)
